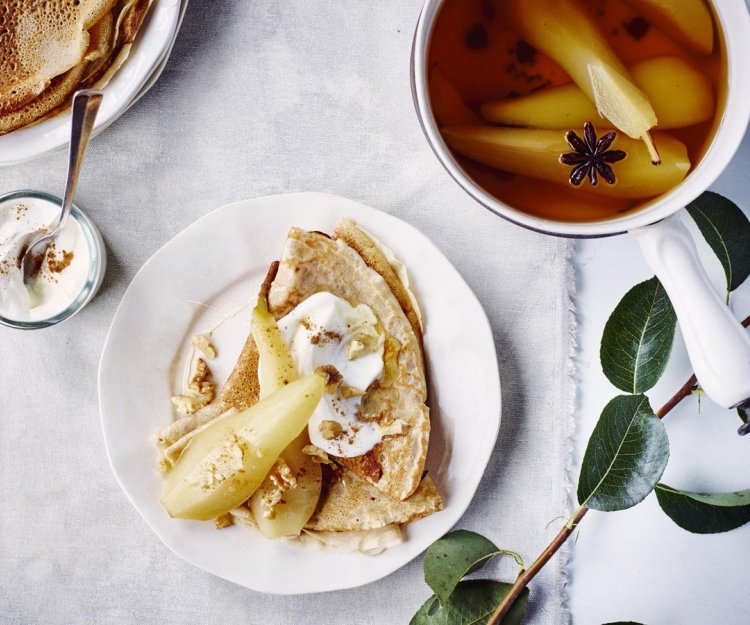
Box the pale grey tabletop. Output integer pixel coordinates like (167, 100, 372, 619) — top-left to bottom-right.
(1, 3, 575, 624)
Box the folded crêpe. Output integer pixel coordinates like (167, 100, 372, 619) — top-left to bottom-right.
(0, 0, 152, 134)
(267, 220, 430, 501)
(225, 219, 440, 530)
(157, 219, 442, 534)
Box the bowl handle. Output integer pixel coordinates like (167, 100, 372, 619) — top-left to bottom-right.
(631, 213, 750, 409)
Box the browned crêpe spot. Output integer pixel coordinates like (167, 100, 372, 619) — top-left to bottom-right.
(355, 449, 383, 483)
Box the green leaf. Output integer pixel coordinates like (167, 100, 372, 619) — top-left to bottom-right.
(410, 580, 529, 625)
(424, 530, 523, 606)
(655, 484, 750, 534)
(600, 278, 677, 394)
(578, 395, 669, 511)
(687, 191, 750, 293)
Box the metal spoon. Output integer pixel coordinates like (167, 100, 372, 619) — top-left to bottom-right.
(21, 89, 103, 284)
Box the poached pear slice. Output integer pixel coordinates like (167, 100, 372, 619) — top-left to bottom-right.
(504, 0, 660, 161)
(482, 56, 714, 130)
(252, 262, 297, 399)
(429, 66, 483, 127)
(249, 431, 323, 539)
(161, 374, 325, 521)
(247, 262, 323, 538)
(620, 0, 714, 56)
(442, 126, 689, 199)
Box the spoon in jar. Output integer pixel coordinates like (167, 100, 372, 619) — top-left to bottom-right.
(21, 89, 103, 284)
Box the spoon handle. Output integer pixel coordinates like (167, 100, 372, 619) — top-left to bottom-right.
(59, 90, 103, 230)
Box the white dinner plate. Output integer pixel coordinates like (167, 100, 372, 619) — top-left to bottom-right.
(0, 0, 183, 166)
(98, 192, 501, 594)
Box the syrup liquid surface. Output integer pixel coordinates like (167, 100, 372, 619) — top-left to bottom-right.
(428, 0, 726, 222)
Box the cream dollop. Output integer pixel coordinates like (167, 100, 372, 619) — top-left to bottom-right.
(0, 196, 89, 322)
(276, 291, 385, 458)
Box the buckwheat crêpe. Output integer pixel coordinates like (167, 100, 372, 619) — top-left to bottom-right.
(0, 0, 152, 134)
(155, 220, 443, 552)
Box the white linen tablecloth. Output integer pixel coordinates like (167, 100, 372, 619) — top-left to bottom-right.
(0, 2, 575, 623)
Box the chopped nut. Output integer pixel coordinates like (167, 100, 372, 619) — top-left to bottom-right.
(188, 358, 216, 398)
(259, 459, 297, 519)
(315, 364, 343, 393)
(380, 418, 408, 437)
(192, 334, 217, 359)
(172, 358, 216, 415)
(214, 513, 234, 529)
(345, 326, 382, 360)
(319, 420, 343, 440)
(170, 394, 206, 415)
(340, 385, 365, 399)
(346, 339, 367, 360)
(268, 458, 297, 491)
(260, 489, 282, 519)
(302, 444, 332, 464)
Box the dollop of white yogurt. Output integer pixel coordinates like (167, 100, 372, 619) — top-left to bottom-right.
(276, 291, 385, 458)
(0, 196, 90, 322)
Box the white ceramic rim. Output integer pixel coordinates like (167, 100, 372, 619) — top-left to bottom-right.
(412, 0, 750, 237)
(0, 0, 182, 166)
(98, 192, 502, 594)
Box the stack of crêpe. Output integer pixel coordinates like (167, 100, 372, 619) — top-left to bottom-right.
(0, 0, 153, 134)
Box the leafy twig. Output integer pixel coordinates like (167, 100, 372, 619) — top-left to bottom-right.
(486, 507, 588, 625)
(655, 374, 697, 419)
(486, 314, 750, 625)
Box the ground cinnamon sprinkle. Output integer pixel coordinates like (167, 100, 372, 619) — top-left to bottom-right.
(46, 243, 75, 274)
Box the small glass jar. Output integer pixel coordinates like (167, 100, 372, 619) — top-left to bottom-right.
(0, 190, 106, 330)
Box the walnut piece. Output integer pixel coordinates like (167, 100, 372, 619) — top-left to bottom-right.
(319, 419, 343, 440)
(214, 513, 234, 529)
(345, 326, 382, 360)
(315, 364, 343, 393)
(171, 357, 216, 415)
(302, 444, 332, 465)
(259, 459, 297, 519)
(192, 334, 217, 359)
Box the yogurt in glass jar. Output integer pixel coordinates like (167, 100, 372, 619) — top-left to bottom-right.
(0, 190, 106, 329)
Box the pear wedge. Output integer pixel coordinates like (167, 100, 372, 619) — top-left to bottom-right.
(247, 262, 323, 538)
(252, 262, 298, 399)
(442, 126, 690, 199)
(504, 0, 660, 162)
(249, 431, 323, 538)
(620, 0, 714, 55)
(429, 66, 482, 127)
(161, 374, 325, 521)
(482, 56, 713, 130)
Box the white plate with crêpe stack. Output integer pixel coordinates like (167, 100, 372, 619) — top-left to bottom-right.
(98, 193, 501, 593)
(0, 0, 185, 165)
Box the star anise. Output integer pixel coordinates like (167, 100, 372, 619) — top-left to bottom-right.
(560, 122, 626, 186)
